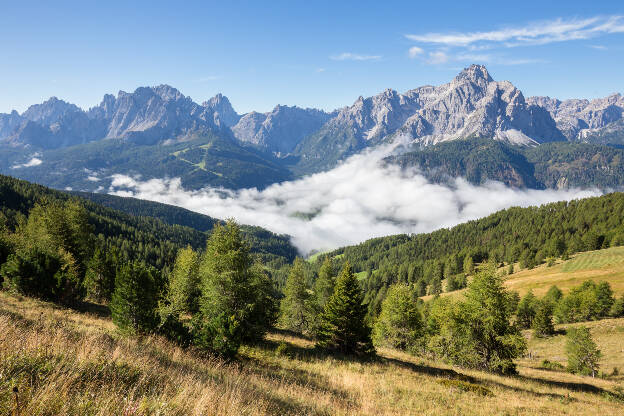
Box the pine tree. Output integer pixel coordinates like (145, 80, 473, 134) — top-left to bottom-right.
(83, 246, 116, 303)
(463, 255, 474, 275)
(532, 300, 555, 337)
(279, 257, 312, 333)
(516, 291, 537, 329)
(315, 257, 335, 310)
(315, 262, 374, 356)
(462, 265, 526, 374)
(373, 284, 423, 351)
(110, 261, 158, 333)
(194, 221, 277, 357)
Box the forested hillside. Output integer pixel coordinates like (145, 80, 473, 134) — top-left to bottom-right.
(319, 192, 624, 314)
(0, 175, 297, 267)
(74, 191, 297, 264)
(387, 139, 624, 189)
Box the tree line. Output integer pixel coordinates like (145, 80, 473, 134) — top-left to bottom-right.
(322, 192, 624, 319)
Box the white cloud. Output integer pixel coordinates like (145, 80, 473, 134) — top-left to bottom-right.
(107, 140, 600, 255)
(330, 52, 382, 61)
(87, 175, 100, 182)
(11, 157, 42, 169)
(405, 16, 623, 66)
(405, 15, 624, 47)
(589, 44, 608, 50)
(408, 46, 424, 58)
(427, 51, 449, 64)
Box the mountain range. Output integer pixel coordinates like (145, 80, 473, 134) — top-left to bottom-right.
(1, 65, 624, 192)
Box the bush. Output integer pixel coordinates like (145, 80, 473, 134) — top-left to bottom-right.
(540, 359, 565, 371)
(610, 296, 624, 317)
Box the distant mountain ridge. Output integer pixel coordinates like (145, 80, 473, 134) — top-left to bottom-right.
(2, 65, 623, 158)
(2, 64, 624, 191)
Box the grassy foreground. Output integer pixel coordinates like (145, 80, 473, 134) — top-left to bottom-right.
(1, 292, 623, 415)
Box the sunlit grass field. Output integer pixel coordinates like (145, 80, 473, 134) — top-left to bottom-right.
(1, 291, 623, 415)
(505, 247, 624, 297)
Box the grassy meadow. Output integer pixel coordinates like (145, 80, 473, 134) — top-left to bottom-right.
(419, 246, 624, 302)
(1, 290, 623, 415)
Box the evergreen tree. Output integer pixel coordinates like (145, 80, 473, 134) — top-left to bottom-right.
(565, 326, 601, 377)
(83, 245, 116, 303)
(543, 285, 563, 307)
(430, 276, 442, 296)
(459, 265, 526, 374)
(532, 300, 555, 337)
(316, 262, 374, 356)
(110, 261, 158, 333)
(595, 281, 615, 317)
(373, 284, 423, 351)
(610, 296, 624, 317)
(194, 221, 276, 357)
(161, 246, 200, 317)
(279, 257, 313, 333)
(516, 291, 537, 329)
(315, 257, 335, 310)
(463, 255, 474, 275)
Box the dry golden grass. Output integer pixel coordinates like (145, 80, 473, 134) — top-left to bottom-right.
(1, 291, 624, 415)
(422, 247, 624, 302)
(504, 247, 624, 297)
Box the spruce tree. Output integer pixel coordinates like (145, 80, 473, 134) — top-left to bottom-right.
(279, 257, 312, 333)
(315, 262, 374, 356)
(532, 300, 555, 337)
(516, 291, 537, 329)
(110, 262, 158, 333)
(194, 221, 277, 357)
(315, 257, 335, 310)
(463, 255, 474, 275)
(83, 246, 116, 303)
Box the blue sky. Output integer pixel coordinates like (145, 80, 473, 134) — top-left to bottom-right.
(1, 0, 623, 114)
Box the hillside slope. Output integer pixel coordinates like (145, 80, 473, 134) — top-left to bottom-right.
(0, 174, 297, 266)
(1, 291, 622, 415)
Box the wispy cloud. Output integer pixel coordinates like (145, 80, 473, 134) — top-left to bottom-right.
(330, 52, 382, 61)
(408, 46, 424, 58)
(427, 51, 449, 64)
(405, 15, 623, 66)
(405, 15, 624, 47)
(589, 44, 608, 50)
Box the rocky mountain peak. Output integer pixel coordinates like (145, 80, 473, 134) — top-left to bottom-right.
(454, 64, 493, 85)
(203, 93, 240, 127)
(22, 96, 82, 125)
